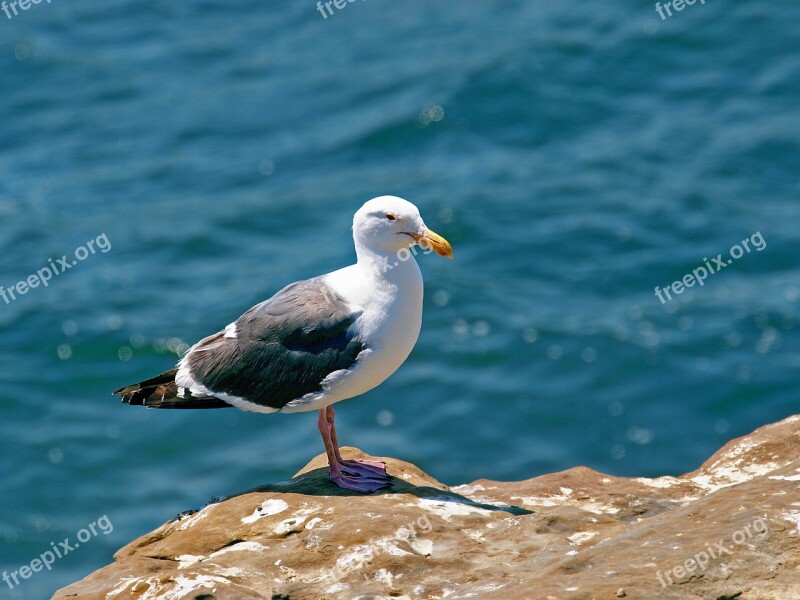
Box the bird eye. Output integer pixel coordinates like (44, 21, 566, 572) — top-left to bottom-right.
(385, 213, 397, 221)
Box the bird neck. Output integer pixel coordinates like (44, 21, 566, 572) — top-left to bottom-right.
(354, 242, 421, 286)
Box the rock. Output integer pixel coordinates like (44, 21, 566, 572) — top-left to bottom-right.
(55, 416, 800, 600)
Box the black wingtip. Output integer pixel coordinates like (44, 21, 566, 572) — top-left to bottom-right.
(114, 383, 142, 396)
(118, 392, 142, 406)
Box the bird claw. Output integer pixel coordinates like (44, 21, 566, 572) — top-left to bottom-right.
(329, 459, 391, 493)
(331, 473, 392, 493)
(339, 459, 388, 478)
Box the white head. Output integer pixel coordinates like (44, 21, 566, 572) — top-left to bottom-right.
(352, 196, 453, 260)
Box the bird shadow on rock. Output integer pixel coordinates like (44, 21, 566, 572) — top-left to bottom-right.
(238, 465, 534, 517)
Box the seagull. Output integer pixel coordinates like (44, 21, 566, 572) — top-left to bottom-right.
(115, 196, 453, 493)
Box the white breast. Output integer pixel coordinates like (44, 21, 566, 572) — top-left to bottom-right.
(280, 257, 423, 413)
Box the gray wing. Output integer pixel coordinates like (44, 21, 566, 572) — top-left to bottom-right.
(183, 277, 364, 410)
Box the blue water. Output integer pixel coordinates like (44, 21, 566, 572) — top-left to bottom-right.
(1, 1, 798, 597)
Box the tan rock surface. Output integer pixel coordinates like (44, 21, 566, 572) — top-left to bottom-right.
(55, 415, 800, 600)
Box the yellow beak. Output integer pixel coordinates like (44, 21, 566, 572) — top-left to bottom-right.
(412, 229, 454, 258)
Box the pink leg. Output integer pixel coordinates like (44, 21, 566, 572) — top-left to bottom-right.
(326, 406, 388, 473)
(317, 407, 390, 493)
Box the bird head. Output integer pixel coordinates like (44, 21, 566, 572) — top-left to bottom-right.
(352, 196, 453, 259)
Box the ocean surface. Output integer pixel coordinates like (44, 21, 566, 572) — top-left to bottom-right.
(0, 1, 798, 596)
